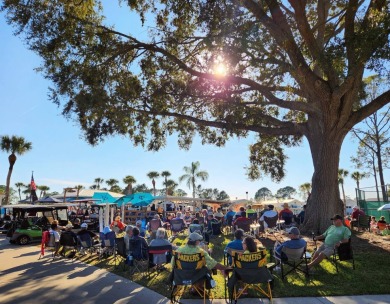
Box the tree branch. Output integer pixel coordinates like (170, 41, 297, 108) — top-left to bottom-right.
(347, 90, 390, 129)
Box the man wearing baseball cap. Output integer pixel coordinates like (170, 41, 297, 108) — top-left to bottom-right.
(308, 214, 351, 270)
(274, 227, 307, 263)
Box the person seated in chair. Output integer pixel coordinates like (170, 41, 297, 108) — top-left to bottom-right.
(224, 207, 236, 223)
(59, 224, 77, 256)
(130, 227, 148, 260)
(295, 205, 306, 225)
(72, 218, 81, 229)
(279, 203, 294, 226)
(308, 214, 351, 271)
(274, 227, 307, 263)
(206, 213, 220, 235)
(213, 208, 224, 222)
(123, 224, 135, 254)
(173, 232, 230, 274)
(135, 220, 146, 237)
(351, 206, 365, 220)
(377, 216, 388, 234)
(224, 229, 244, 265)
(260, 205, 278, 226)
(350, 206, 365, 229)
(242, 236, 258, 253)
(233, 211, 249, 226)
(246, 205, 256, 219)
(234, 207, 246, 221)
(35, 215, 49, 228)
(183, 211, 193, 226)
(77, 223, 98, 241)
(149, 228, 177, 269)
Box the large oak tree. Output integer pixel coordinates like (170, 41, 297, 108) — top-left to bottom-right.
(2, 0, 389, 231)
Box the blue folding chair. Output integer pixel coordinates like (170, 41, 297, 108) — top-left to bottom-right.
(99, 231, 116, 259)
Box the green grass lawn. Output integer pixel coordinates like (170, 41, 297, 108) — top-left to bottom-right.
(78, 232, 390, 299)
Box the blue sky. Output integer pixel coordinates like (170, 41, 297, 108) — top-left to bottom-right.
(0, 4, 387, 202)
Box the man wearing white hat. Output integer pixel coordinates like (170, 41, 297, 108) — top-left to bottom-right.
(173, 232, 230, 273)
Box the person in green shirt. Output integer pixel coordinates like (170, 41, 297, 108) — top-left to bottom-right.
(308, 214, 351, 270)
(172, 232, 229, 271)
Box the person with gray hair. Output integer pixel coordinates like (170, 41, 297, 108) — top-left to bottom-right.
(150, 228, 175, 247)
(149, 228, 176, 270)
(124, 225, 134, 254)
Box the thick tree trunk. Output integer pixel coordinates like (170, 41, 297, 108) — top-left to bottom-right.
(303, 126, 345, 234)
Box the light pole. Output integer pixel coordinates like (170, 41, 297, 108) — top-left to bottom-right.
(246, 191, 248, 201)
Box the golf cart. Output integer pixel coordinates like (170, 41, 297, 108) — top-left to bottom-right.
(3, 204, 70, 245)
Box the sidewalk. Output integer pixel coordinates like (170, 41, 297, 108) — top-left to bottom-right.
(0, 235, 389, 304)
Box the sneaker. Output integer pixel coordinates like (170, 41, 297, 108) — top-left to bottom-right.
(274, 266, 281, 273)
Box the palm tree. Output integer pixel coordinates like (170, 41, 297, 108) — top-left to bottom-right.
(338, 168, 349, 208)
(38, 185, 50, 198)
(351, 171, 369, 191)
(22, 184, 30, 199)
(179, 161, 209, 198)
(15, 182, 25, 201)
(299, 182, 312, 201)
(106, 178, 119, 192)
(163, 179, 178, 196)
(147, 171, 160, 196)
(94, 178, 104, 190)
(161, 171, 171, 195)
(110, 185, 123, 193)
(1, 135, 32, 205)
(123, 175, 136, 195)
(175, 189, 187, 197)
(74, 185, 84, 199)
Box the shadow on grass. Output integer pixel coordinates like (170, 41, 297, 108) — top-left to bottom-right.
(81, 232, 390, 299)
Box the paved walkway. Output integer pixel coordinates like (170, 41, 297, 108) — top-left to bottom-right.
(0, 235, 389, 304)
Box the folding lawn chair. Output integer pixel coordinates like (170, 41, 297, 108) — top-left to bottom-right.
(148, 244, 172, 275)
(59, 232, 78, 260)
(274, 246, 309, 280)
(99, 231, 116, 259)
(170, 251, 213, 304)
(129, 238, 149, 276)
(77, 233, 98, 255)
(226, 251, 273, 303)
(332, 237, 355, 272)
(170, 219, 186, 235)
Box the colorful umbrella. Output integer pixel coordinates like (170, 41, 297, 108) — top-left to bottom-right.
(115, 192, 155, 207)
(92, 192, 118, 204)
(378, 203, 390, 211)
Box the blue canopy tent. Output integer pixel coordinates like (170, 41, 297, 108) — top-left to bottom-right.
(91, 192, 122, 232)
(92, 192, 118, 204)
(115, 192, 155, 207)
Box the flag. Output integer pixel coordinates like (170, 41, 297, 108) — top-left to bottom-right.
(30, 173, 38, 202)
